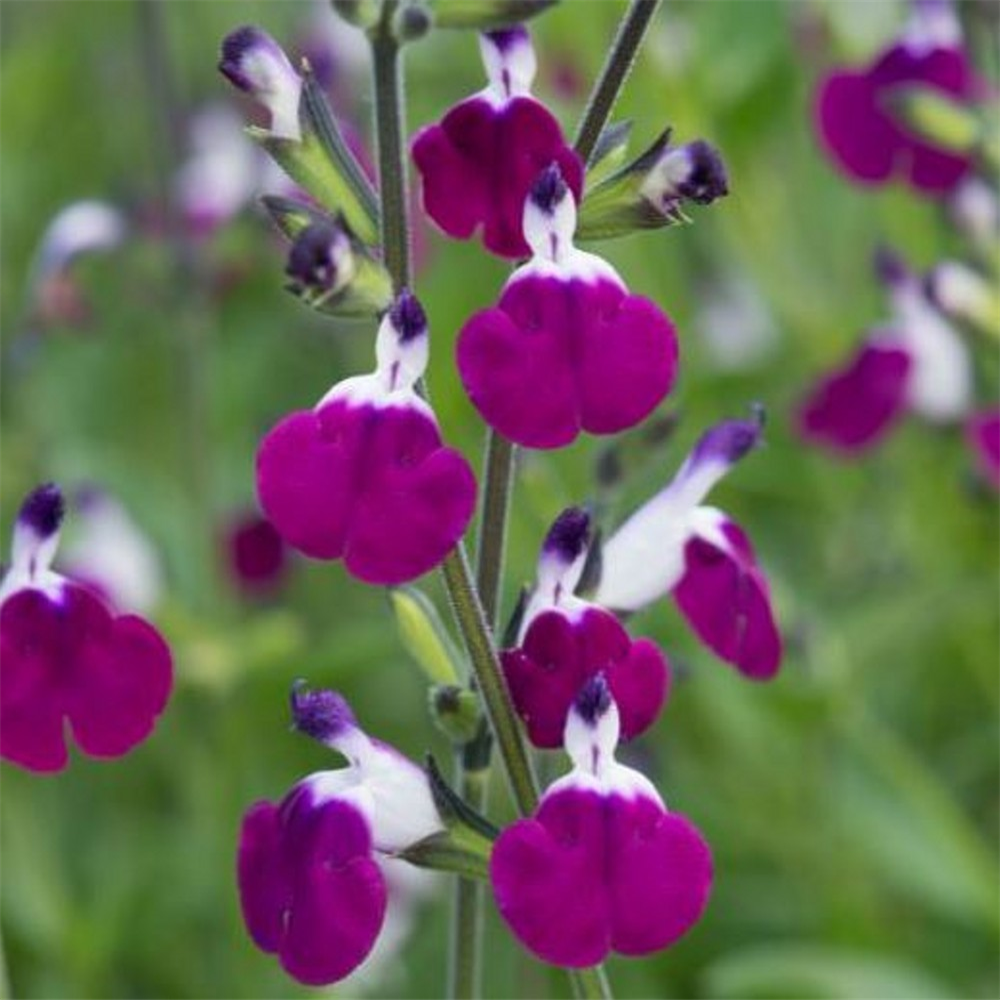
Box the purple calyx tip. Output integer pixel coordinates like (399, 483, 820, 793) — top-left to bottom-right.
(529, 163, 568, 215)
(574, 673, 611, 726)
(286, 222, 345, 290)
(290, 681, 356, 743)
(483, 26, 530, 53)
(389, 289, 427, 343)
(679, 140, 729, 204)
(218, 25, 270, 89)
(693, 409, 765, 467)
(19, 483, 65, 538)
(544, 507, 590, 563)
(873, 245, 909, 288)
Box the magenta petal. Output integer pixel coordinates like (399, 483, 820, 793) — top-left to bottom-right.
(412, 96, 583, 259)
(607, 795, 712, 955)
(238, 792, 387, 987)
(0, 591, 67, 772)
(0, 584, 172, 772)
(815, 44, 976, 196)
(502, 608, 669, 749)
(673, 519, 781, 680)
(457, 275, 676, 449)
(797, 341, 911, 452)
(238, 801, 292, 953)
(815, 70, 898, 185)
(967, 409, 1000, 489)
(490, 789, 611, 967)
(491, 787, 711, 967)
(257, 400, 476, 585)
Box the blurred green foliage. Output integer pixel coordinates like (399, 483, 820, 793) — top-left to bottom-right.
(1, 1, 997, 998)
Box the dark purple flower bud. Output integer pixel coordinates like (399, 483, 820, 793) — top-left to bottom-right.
(219, 26, 302, 140)
(286, 222, 354, 294)
(574, 672, 612, 726)
(641, 140, 729, 213)
(290, 682, 357, 744)
(483, 25, 530, 53)
(543, 507, 590, 564)
(873, 245, 910, 288)
(529, 162, 569, 215)
(388, 289, 428, 343)
(18, 483, 64, 540)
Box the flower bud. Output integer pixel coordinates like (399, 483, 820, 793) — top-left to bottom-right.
(219, 26, 302, 141)
(577, 130, 729, 241)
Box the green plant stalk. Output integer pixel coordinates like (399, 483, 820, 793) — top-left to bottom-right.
(370, 8, 616, 997)
(573, 0, 662, 166)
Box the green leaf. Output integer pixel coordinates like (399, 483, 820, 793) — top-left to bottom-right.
(389, 586, 463, 685)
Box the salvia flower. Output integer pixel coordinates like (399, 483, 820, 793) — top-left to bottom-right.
(594, 415, 782, 680)
(457, 163, 678, 448)
(814, 0, 979, 197)
(219, 26, 303, 141)
(798, 248, 972, 452)
(238, 685, 442, 986)
(411, 26, 583, 259)
(0, 484, 173, 773)
(502, 508, 670, 748)
(491, 676, 712, 967)
(966, 408, 1000, 490)
(256, 290, 477, 584)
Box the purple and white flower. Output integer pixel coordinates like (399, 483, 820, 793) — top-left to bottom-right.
(457, 164, 678, 448)
(813, 0, 980, 197)
(0, 484, 173, 773)
(238, 685, 442, 986)
(594, 416, 782, 680)
(490, 676, 712, 967)
(256, 290, 477, 585)
(219, 26, 303, 141)
(411, 27, 583, 259)
(638, 138, 729, 218)
(502, 508, 670, 748)
(798, 248, 972, 452)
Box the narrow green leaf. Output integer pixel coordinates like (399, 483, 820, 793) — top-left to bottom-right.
(390, 587, 464, 685)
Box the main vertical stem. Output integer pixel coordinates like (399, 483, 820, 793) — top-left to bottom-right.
(573, 0, 661, 166)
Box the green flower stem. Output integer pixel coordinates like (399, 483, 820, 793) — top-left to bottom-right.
(476, 430, 516, 628)
(573, 0, 662, 166)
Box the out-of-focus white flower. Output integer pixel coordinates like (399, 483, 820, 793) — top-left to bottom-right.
(60, 489, 163, 614)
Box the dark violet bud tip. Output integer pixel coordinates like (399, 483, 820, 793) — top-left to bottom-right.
(290, 681, 356, 743)
(873, 245, 909, 288)
(574, 673, 611, 726)
(218, 26, 270, 91)
(529, 163, 568, 215)
(483, 25, 530, 52)
(544, 507, 591, 563)
(389, 289, 427, 343)
(19, 483, 64, 538)
(286, 222, 346, 291)
(693, 416, 763, 468)
(678, 141, 729, 204)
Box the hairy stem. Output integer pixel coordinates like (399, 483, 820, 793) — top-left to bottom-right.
(573, 0, 662, 165)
